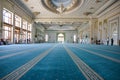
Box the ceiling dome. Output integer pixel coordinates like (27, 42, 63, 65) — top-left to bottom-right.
(41, 0, 83, 14)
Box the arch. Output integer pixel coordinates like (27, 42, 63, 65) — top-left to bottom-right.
(57, 33, 65, 43)
(112, 25, 118, 45)
(45, 34, 48, 42)
(102, 22, 108, 44)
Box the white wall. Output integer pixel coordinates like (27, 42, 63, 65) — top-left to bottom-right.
(45, 30, 77, 43)
(32, 23, 45, 43)
(97, 1, 120, 45)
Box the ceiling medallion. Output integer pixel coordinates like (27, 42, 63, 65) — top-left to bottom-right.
(41, 0, 83, 14)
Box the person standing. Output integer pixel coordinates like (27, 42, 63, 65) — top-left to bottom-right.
(111, 38, 114, 46)
(107, 37, 109, 45)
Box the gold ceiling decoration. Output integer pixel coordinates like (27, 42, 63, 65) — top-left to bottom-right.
(24, 0, 29, 2)
(33, 12, 40, 16)
(41, 0, 83, 14)
(83, 12, 92, 16)
(95, 0, 101, 3)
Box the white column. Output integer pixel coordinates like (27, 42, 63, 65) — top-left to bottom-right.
(31, 21, 34, 43)
(89, 19, 96, 44)
(26, 22, 28, 44)
(97, 22, 100, 40)
(20, 19, 23, 43)
(12, 5, 15, 44)
(102, 21, 107, 44)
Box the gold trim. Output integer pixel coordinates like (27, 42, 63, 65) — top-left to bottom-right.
(107, 12, 120, 20)
(104, 19, 107, 23)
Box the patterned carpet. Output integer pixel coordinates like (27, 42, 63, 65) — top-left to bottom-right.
(0, 43, 120, 80)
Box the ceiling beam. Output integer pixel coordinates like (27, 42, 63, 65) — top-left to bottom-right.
(35, 18, 97, 23)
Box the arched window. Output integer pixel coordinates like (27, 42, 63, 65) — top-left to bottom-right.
(73, 34, 76, 42)
(45, 34, 48, 42)
(3, 8, 13, 41)
(58, 33, 64, 43)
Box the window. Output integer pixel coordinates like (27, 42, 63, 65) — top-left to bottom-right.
(3, 25, 11, 40)
(2, 8, 32, 43)
(3, 8, 13, 41)
(22, 31, 27, 42)
(28, 23, 32, 31)
(74, 34, 76, 42)
(15, 15, 21, 27)
(14, 15, 21, 43)
(23, 20, 27, 30)
(45, 34, 48, 42)
(28, 32, 31, 39)
(58, 33, 64, 43)
(3, 8, 13, 24)
(14, 29, 20, 43)
(27, 23, 32, 42)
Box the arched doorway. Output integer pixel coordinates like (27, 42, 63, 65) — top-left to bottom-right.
(112, 27, 118, 45)
(57, 33, 64, 43)
(109, 19, 119, 45)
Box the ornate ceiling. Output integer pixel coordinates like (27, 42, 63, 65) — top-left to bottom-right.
(41, 0, 83, 14)
(40, 21, 84, 30)
(18, 0, 117, 30)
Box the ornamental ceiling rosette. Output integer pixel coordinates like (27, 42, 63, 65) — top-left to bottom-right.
(41, 0, 83, 14)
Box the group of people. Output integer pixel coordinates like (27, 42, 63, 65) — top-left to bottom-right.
(107, 37, 114, 46)
(0, 39, 7, 45)
(0, 38, 31, 45)
(95, 37, 114, 46)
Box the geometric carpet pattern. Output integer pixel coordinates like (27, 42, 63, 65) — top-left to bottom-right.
(0, 43, 120, 80)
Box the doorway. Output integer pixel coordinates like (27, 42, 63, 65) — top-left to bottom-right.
(57, 33, 64, 43)
(109, 18, 119, 45)
(111, 22, 118, 45)
(112, 28, 117, 45)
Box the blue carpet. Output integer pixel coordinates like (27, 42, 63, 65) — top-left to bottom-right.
(80, 44, 120, 53)
(0, 44, 55, 78)
(0, 43, 120, 80)
(66, 44, 120, 80)
(75, 44, 120, 60)
(79, 47, 120, 60)
(20, 44, 86, 80)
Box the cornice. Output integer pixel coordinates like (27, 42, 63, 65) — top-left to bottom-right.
(98, 1, 120, 18)
(8, 0, 34, 18)
(35, 18, 98, 23)
(94, 0, 119, 17)
(45, 30, 76, 31)
(94, 0, 117, 16)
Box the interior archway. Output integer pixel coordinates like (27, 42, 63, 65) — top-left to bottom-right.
(57, 33, 65, 43)
(112, 27, 118, 45)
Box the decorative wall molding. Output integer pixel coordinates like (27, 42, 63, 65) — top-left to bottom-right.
(35, 18, 97, 23)
(94, 0, 117, 16)
(8, 0, 34, 18)
(97, 0, 120, 18)
(108, 17, 119, 44)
